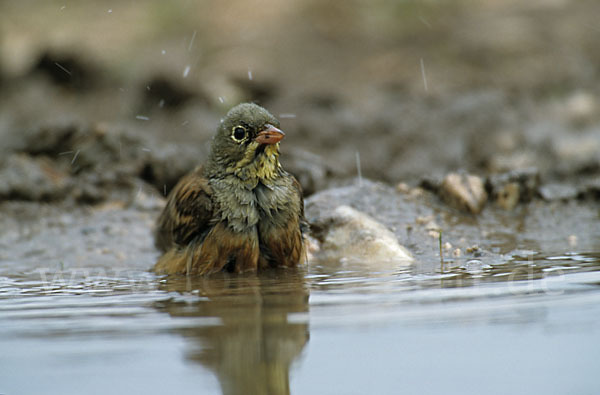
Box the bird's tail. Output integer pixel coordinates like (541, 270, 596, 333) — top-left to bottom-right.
(153, 240, 201, 275)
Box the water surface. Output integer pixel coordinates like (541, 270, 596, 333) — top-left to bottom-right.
(2, 251, 599, 395)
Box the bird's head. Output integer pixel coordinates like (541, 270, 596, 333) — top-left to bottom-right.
(206, 103, 285, 184)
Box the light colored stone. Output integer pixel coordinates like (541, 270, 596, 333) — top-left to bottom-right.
(440, 172, 487, 214)
(496, 182, 520, 210)
(317, 205, 413, 267)
(396, 182, 410, 194)
(539, 183, 579, 201)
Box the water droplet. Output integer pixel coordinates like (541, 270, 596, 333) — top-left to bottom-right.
(188, 31, 197, 52)
(420, 58, 428, 92)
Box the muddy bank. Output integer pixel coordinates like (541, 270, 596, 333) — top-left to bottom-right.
(0, 73, 599, 274)
(0, 0, 599, 276)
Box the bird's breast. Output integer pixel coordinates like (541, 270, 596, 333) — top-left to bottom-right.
(210, 178, 259, 232)
(210, 171, 297, 233)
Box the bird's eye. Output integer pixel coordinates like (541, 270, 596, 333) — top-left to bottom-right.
(231, 126, 247, 142)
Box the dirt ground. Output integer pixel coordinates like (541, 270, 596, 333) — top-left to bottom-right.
(0, 0, 599, 268)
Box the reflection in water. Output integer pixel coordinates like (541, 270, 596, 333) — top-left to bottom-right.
(154, 269, 309, 395)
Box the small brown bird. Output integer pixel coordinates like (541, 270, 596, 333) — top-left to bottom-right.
(153, 103, 306, 275)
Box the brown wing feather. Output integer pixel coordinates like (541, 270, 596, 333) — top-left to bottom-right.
(154, 166, 215, 252)
(291, 174, 309, 235)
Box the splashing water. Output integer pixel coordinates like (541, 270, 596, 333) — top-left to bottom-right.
(188, 31, 197, 52)
(420, 58, 428, 92)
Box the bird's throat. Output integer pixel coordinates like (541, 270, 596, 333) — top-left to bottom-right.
(254, 144, 281, 181)
(229, 143, 281, 186)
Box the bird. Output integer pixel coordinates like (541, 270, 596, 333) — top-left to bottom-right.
(153, 103, 307, 275)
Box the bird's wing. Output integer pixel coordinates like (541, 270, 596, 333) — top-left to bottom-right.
(154, 166, 215, 251)
(290, 174, 309, 235)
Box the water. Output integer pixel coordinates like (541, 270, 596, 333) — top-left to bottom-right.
(2, 252, 600, 395)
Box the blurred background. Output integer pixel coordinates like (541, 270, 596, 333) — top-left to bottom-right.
(1, 3, 600, 394)
(1, 0, 599, 194)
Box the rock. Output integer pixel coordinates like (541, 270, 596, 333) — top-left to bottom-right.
(141, 76, 201, 111)
(551, 129, 600, 175)
(415, 215, 442, 238)
(580, 177, 600, 200)
(281, 148, 333, 196)
(305, 179, 447, 263)
(7, 121, 202, 201)
(494, 182, 521, 210)
(466, 245, 481, 255)
(396, 182, 411, 194)
(20, 122, 146, 172)
(419, 175, 444, 192)
(563, 91, 598, 126)
(310, 205, 413, 267)
(487, 151, 538, 173)
(487, 168, 540, 209)
(0, 154, 68, 201)
(21, 124, 79, 156)
(138, 142, 200, 194)
(439, 172, 487, 214)
(538, 183, 579, 201)
(69, 172, 113, 204)
(30, 51, 101, 91)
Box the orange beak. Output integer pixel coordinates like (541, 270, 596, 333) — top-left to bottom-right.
(255, 124, 285, 145)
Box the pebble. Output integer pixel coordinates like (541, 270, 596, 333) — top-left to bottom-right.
(487, 168, 540, 209)
(466, 245, 480, 254)
(538, 183, 579, 201)
(495, 182, 521, 210)
(439, 172, 487, 214)
(396, 182, 410, 194)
